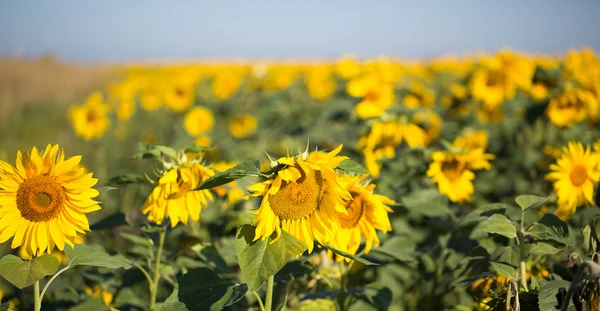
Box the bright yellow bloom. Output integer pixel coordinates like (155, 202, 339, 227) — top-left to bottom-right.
(402, 82, 435, 109)
(140, 86, 163, 112)
(85, 284, 114, 306)
(184, 107, 215, 137)
(0, 145, 100, 257)
(347, 75, 395, 119)
(470, 68, 514, 109)
(329, 175, 393, 261)
(452, 130, 489, 152)
(546, 88, 599, 127)
(69, 92, 111, 141)
(194, 135, 212, 148)
(545, 142, 600, 219)
(141, 159, 215, 228)
(247, 145, 352, 253)
(336, 55, 361, 80)
(228, 114, 258, 139)
(427, 152, 475, 203)
(212, 72, 242, 101)
(412, 111, 443, 145)
(165, 76, 196, 113)
(530, 82, 549, 100)
(358, 119, 433, 178)
(306, 66, 336, 101)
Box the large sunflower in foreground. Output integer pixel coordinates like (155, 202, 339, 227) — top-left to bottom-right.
(328, 175, 393, 261)
(247, 145, 352, 252)
(0, 144, 100, 257)
(545, 141, 600, 218)
(141, 155, 215, 228)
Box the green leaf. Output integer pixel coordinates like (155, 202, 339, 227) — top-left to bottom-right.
(347, 286, 392, 310)
(68, 296, 110, 311)
(120, 232, 154, 247)
(538, 213, 569, 243)
(184, 145, 213, 153)
(235, 224, 307, 291)
(529, 241, 564, 256)
(515, 194, 548, 211)
(401, 189, 451, 217)
(320, 244, 378, 266)
(483, 214, 517, 239)
(106, 174, 146, 185)
(177, 268, 247, 311)
(191, 244, 232, 273)
(490, 262, 516, 278)
(154, 145, 178, 159)
(65, 244, 131, 269)
(460, 203, 508, 227)
(160, 284, 188, 311)
(194, 160, 260, 190)
(538, 280, 572, 311)
(90, 212, 129, 231)
(0, 254, 58, 289)
(337, 159, 369, 175)
(372, 236, 416, 263)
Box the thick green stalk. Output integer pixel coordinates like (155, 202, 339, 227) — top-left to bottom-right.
(34, 280, 41, 311)
(265, 275, 274, 311)
(149, 228, 167, 311)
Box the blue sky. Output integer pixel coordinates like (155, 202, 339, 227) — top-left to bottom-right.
(1, 1, 599, 62)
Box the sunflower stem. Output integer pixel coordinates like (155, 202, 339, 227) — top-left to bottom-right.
(34, 280, 41, 311)
(265, 275, 274, 311)
(149, 228, 167, 311)
(337, 262, 347, 311)
(252, 291, 266, 311)
(40, 265, 71, 302)
(517, 230, 529, 292)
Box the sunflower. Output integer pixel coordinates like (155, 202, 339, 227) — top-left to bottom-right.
(545, 141, 600, 218)
(358, 120, 428, 178)
(402, 82, 436, 109)
(247, 145, 352, 253)
(328, 175, 393, 261)
(228, 114, 258, 139)
(141, 155, 215, 227)
(470, 68, 514, 110)
(212, 71, 242, 101)
(165, 76, 196, 113)
(69, 92, 111, 141)
(336, 55, 361, 80)
(85, 284, 114, 306)
(306, 66, 337, 101)
(347, 75, 395, 119)
(452, 130, 495, 170)
(184, 107, 215, 137)
(428, 146, 494, 204)
(546, 88, 598, 127)
(0, 144, 100, 257)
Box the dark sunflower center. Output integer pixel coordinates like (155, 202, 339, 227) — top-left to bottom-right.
(338, 191, 365, 228)
(16, 175, 65, 222)
(365, 90, 381, 102)
(486, 71, 504, 87)
(268, 165, 324, 220)
(570, 165, 588, 186)
(441, 159, 466, 182)
(86, 110, 99, 122)
(175, 87, 186, 97)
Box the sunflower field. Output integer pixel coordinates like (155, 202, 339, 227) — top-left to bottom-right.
(0, 49, 600, 311)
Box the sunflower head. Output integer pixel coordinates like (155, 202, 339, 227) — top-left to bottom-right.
(69, 92, 111, 141)
(545, 141, 600, 219)
(184, 107, 215, 137)
(546, 88, 598, 127)
(141, 150, 215, 227)
(228, 114, 258, 139)
(427, 151, 477, 203)
(0, 144, 100, 257)
(247, 145, 352, 253)
(328, 174, 394, 262)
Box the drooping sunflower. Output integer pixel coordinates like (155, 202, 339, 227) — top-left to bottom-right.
(0, 144, 100, 257)
(141, 154, 215, 228)
(328, 175, 393, 261)
(184, 107, 215, 137)
(545, 141, 600, 218)
(69, 92, 111, 141)
(247, 145, 352, 252)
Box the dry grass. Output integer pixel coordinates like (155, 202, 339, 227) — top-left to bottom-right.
(0, 57, 112, 121)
